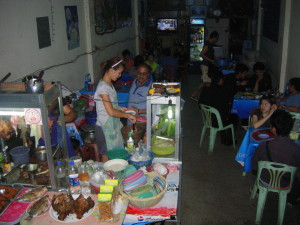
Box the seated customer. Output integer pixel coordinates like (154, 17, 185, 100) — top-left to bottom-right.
(145, 53, 159, 77)
(251, 110, 300, 204)
(278, 77, 300, 113)
(160, 48, 178, 82)
(249, 62, 272, 92)
(122, 49, 134, 74)
(128, 63, 152, 117)
(199, 71, 231, 126)
(251, 95, 277, 128)
(224, 63, 249, 99)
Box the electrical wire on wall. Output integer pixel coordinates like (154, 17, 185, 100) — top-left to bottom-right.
(10, 34, 139, 83)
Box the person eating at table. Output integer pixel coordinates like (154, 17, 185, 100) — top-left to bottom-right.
(251, 110, 300, 205)
(249, 62, 272, 92)
(128, 63, 152, 118)
(278, 77, 300, 113)
(251, 95, 277, 128)
(224, 63, 249, 99)
(94, 56, 136, 162)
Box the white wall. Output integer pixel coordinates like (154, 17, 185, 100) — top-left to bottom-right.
(0, 0, 137, 90)
(258, 0, 300, 90)
(286, 0, 300, 82)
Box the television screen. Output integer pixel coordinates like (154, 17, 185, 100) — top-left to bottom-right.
(190, 18, 205, 25)
(157, 19, 177, 31)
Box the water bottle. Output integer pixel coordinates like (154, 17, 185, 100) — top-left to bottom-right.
(2, 146, 10, 163)
(127, 132, 134, 153)
(68, 160, 80, 194)
(56, 161, 69, 192)
(84, 73, 91, 91)
(284, 85, 289, 97)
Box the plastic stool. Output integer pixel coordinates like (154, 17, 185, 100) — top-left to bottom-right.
(81, 143, 100, 162)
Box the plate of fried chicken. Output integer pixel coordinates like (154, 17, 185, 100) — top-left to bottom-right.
(50, 193, 95, 222)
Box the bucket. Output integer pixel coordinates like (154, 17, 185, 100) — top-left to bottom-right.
(85, 111, 97, 125)
(9, 146, 30, 166)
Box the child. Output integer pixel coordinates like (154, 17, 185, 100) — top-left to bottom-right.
(251, 95, 277, 128)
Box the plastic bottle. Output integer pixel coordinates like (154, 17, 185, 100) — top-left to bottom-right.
(127, 132, 134, 152)
(79, 162, 91, 194)
(2, 146, 10, 163)
(56, 161, 69, 192)
(68, 160, 80, 194)
(85, 73, 91, 91)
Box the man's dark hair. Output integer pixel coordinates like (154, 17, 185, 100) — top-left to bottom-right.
(253, 62, 266, 71)
(289, 77, 300, 92)
(122, 49, 131, 57)
(235, 63, 249, 74)
(210, 31, 219, 39)
(270, 110, 294, 136)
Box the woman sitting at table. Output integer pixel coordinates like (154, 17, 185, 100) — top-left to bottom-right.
(145, 53, 159, 79)
(251, 95, 277, 128)
(249, 62, 272, 92)
(94, 56, 136, 162)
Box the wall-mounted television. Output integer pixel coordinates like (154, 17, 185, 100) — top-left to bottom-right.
(157, 18, 178, 32)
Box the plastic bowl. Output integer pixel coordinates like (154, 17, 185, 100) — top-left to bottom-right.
(103, 159, 128, 172)
(9, 146, 30, 166)
(128, 151, 154, 169)
(151, 137, 175, 155)
(107, 148, 128, 160)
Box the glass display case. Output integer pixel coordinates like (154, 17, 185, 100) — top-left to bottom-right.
(0, 82, 69, 190)
(146, 82, 182, 162)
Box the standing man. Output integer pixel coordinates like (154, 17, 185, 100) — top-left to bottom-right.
(191, 31, 219, 101)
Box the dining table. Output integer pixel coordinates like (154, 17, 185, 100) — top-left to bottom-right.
(235, 127, 300, 176)
(231, 93, 261, 119)
(235, 127, 275, 176)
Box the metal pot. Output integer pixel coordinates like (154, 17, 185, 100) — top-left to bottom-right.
(81, 124, 96, 143)
(35, 146, 47, 162)
(23, 75, 44, 93)
(84, 131, 96, 143)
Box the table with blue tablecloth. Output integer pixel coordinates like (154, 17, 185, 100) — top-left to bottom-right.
(231, 98, 259, 119)
(235, 127, 271, 175)
(235, 127, 300, 175)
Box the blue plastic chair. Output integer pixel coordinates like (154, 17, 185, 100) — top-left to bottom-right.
(199, 104, 235, 154)
(250, 161, 297, 225)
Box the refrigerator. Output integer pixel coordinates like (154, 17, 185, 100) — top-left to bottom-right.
(189, 18, 205, 62)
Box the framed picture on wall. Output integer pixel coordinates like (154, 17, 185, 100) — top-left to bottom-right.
(94, 0, 117, 35)
(190, 5, 207, 18)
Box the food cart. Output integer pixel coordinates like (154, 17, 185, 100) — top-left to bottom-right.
(0, 82, 69, 189)
(0, 82, 182, 225)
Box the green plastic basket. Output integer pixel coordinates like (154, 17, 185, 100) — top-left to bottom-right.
(107, 148, 128, 160)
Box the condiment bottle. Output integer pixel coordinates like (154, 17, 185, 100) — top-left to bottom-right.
(79, 162, 91, 194)
(68, 160, 80, 194)
(127, 131, 134, 153)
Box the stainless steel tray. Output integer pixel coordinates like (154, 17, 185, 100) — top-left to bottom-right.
(0, 185, 23, 216)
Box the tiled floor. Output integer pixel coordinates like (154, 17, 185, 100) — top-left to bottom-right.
(172, 73, 300, 225)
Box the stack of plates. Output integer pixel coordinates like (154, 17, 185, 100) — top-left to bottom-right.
(122, 170, 147, 192)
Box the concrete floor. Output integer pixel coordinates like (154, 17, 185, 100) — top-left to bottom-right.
(170, 74, 300, 225)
